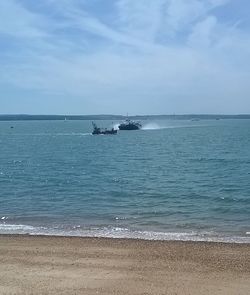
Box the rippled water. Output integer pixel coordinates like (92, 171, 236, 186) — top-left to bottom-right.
(0, 119, 249, 242)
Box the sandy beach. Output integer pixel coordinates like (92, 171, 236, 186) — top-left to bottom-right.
(0, 235, 249, 294)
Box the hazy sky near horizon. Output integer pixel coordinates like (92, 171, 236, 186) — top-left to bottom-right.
(0, 0, 250, 115)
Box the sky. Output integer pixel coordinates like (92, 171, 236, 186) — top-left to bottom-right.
(0, 0, 250, 115)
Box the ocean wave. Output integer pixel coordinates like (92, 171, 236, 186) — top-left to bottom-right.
(0, 223, 39, 232)
(0, 223, 249, 244)
(142, 123, 207, 130)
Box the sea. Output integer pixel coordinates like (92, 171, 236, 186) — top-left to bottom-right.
(0, 119, 249, 243)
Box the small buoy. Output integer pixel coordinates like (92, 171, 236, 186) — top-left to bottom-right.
(10, 126, 14, 129)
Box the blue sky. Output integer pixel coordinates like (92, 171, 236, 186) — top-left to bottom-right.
(0, 0, 250, 115)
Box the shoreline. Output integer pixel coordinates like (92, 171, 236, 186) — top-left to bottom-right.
(1, 233, 250, 247)
(0, 223, 250, 244)
(1, 232, 250, 244)
(0, 234, 249, 294)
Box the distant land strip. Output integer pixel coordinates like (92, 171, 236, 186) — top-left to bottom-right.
(0, 114, 250, 121)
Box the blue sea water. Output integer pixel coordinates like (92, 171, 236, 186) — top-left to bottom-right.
(0, 119, 249, 243)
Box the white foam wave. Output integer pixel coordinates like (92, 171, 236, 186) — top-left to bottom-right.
(0, 224, 37, 232)
(113, 123, 120, 130)
(142, 123, 208, 130)
(0, 223, 249, 243)
(142, 123, 163, 130)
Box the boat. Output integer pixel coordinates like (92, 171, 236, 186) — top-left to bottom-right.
(92, 122, 117, 135)
(118, 119, 142, 130)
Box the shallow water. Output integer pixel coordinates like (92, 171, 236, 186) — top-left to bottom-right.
(0, 119, 249, 242)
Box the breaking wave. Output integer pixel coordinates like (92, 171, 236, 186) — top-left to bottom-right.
(0, 223, 249, 244)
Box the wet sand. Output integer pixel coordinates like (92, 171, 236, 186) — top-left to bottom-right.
(0, 235, 249, 294)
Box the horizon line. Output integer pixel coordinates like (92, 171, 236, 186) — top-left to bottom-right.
(1, 114, 250, 118)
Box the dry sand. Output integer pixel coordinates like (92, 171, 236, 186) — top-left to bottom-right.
(0, 235, 249, 295)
